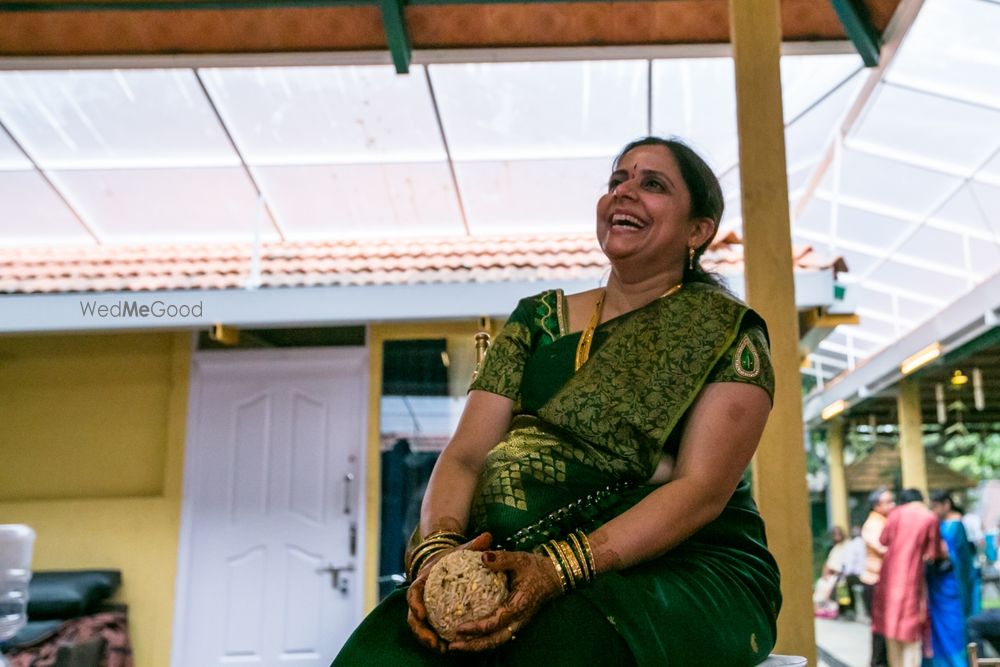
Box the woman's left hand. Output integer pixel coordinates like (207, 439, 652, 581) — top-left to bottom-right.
(448, 550, 564, 652)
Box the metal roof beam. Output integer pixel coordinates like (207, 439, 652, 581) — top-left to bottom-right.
(380, 0, 411, 74)
(828, 0, 882, 67)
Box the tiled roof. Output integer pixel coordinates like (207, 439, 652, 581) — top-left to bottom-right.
(0, 231, 845, 295)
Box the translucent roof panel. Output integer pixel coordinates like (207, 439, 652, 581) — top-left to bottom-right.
(886, 0, 1000, 110)
(895, 225, 972, 274)
(780, 54, 862, 123)
(794, 198, 832, 236)
(830, 320, 895, 351)
(430, 61, 647, 161)
(980, 150, 1000, 184)
(651, 58, 737, 172)
(0, 171, 93, 246)
(849, 83, 1000, 175)
(969, 236, 1000, 276)
(718, 167, 742, 231)
(253, 163, 465, 238)
(969, 181, 1000, 230)
(894, 294, 945, 324)
(929, 183, 1000, 239)
(784, 70, 867, 188)
(868, 259, 966, 301)
(0, 127, 31, 171)
(456, 158, 606, 235)
(47, 167, 269, 243)
(831, 203, 913, 250)
(0, 70, 238, 169)
(200, 65, 447, 165)
(816, 147, 963, 218)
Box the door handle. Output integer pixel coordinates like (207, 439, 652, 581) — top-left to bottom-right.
(316, 563, 355, 590)
(343, 472, 355, 515)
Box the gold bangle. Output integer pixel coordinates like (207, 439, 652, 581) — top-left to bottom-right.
(567, 533, 591, 583)
(575, 530, 597, 577)
(409, 535, 463, 561)
(539, 543, 568, 593)
(407, 544, 452, 581)
(421, 530, 466, 544)
(555, 539, 583, 587)
(406, 532, 461, 565)
(552, 540, 577, 589)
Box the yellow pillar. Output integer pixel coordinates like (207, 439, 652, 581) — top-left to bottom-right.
(827, 418, 850, 532)
(897, 377, 928, 498)
(729, 0, 816, 660)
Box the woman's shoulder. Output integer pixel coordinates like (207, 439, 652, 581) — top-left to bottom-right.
(505, 289, 568, 340)
(683, 282, 768, 337)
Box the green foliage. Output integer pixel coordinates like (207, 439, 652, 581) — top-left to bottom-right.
(929, 431, 1000, 480)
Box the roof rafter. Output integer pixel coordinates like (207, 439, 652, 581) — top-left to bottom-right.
(829, 0, 882, 66)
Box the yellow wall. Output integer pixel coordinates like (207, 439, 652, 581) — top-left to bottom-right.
(0, 331, 190, 667)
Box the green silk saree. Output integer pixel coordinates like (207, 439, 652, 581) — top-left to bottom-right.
(334, 283, 781, 666)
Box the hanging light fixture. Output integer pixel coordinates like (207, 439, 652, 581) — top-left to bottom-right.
(950, 370, 969, 387)
(973, 367, 984, 411)
(935, 383, 946, 425)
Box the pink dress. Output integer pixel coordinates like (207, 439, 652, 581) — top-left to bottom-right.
(872, 501, 942, 643)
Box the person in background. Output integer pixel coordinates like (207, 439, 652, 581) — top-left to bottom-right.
(843, 525, 867, 619)
(814, 526, 848, 618)
(926, 490, 977, 667)
(873, 488, 942, 667)
(968, 609, 1000, 658)
(961, 508, 985, 616)
(862, 487, 896, 667)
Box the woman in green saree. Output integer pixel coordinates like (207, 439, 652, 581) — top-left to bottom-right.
(333, 137, 782, 666)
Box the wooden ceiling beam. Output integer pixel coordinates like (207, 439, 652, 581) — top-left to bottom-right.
(0, 1, 903, 58)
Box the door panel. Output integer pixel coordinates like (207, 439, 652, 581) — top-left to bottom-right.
(176, 350, 366, 667)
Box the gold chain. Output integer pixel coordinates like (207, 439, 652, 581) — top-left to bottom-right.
(573, 283, 683, 371)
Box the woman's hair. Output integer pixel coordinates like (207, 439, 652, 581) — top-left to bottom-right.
(613, 136, 726, 289)
(930, 489, 965, 514)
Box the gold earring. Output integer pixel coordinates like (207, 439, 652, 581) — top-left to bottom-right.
(688, 247, 695, 271)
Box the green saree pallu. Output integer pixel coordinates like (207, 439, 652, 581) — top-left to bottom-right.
(333, 284, 782, 667)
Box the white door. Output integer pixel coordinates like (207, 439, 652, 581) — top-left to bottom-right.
(174, 349, 367, 667)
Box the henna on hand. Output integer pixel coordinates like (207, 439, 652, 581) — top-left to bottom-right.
(448, 550, 563, 652)
(406, 532, 493, 653)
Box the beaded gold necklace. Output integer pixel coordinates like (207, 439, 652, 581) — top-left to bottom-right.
(573, 282, 684, 371)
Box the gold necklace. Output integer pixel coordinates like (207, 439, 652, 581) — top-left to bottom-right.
(573, 282, 683, 371)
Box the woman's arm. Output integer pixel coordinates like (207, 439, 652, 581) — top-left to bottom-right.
(587, 380, 771, 572)
(416, 389, 514, 538)
(405, 389, 514, 654)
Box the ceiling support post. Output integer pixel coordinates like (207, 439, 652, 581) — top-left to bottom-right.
(897, 377, 929, 499)
(827, 417, 850, 533)
(380, 0, 411, 74)
(729, 0, 816, 661)
(829, 0, 881, 67)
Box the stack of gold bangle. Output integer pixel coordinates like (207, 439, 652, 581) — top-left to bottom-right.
(405, 530, 466, 581)
(536, 530, 596, 592)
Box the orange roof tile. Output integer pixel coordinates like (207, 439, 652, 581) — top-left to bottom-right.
(0, 232, 845, 295)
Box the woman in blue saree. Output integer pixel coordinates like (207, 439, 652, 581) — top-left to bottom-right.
(926, 491, 977, 667)
(333, 137, 782, 666)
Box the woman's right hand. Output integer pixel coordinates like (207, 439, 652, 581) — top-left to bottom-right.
(405, 532, 493, 653)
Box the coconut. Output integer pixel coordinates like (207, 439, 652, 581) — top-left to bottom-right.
(423, 549, 508, 641)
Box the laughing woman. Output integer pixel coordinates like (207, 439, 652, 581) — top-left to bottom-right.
(332, 137, 782, 666)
